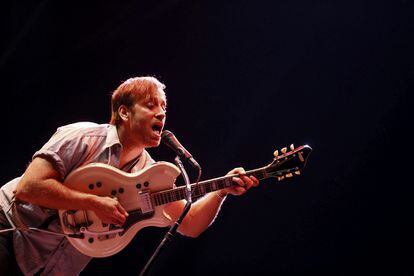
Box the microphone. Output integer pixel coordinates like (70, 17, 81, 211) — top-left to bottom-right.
(161, 130, 200, 168)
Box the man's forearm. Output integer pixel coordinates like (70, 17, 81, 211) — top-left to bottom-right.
(15, 178, 95, 210)
(177, 192, 226, 237)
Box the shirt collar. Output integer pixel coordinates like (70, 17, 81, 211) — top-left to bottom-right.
(104, 124, 122, 149)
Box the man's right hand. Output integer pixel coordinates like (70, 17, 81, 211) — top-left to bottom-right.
(88, 196, 129, 226)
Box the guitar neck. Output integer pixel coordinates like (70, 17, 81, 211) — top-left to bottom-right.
(151, 167, 269, 206)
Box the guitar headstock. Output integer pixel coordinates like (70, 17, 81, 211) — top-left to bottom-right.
(265, 144, 312, 181)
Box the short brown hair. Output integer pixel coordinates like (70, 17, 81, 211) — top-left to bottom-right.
(110, 76, 166, 125)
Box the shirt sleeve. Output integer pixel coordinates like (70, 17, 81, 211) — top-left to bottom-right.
(32, 126, 89, 180)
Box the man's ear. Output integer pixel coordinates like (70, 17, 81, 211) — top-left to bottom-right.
(118, 105, 130, 122)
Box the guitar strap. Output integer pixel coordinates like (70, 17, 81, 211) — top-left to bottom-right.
(0, 192, 28, 234)
(0, 195, 65, 237)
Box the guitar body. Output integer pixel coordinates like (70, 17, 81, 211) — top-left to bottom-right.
(58, 162, 180, 257)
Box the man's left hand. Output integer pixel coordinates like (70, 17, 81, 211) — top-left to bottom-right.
(219, 167, 259, 197)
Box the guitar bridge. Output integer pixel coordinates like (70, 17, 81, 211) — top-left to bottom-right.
(62, 210, 93, 239)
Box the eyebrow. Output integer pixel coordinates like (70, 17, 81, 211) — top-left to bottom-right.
(147, 96, 167, 109)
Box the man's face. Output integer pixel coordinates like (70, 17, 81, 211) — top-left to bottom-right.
(127, 89, 167, 148)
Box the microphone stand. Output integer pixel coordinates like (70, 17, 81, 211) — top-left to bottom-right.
(139, 156, 196, 276)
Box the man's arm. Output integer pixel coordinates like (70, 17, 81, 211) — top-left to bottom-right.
(15, 157, 128, 225)
(163, 167, 259, 238)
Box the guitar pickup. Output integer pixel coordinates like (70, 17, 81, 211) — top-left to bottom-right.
(138, 191, 153, 214)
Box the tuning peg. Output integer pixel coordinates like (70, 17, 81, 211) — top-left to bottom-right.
(290, 144, 295, 150)
(294, 171, 301, 175)
(286, 173, 293, 178)
(281, 147, 287, 154)
(273, 150, 279, 157)
(277, 176, 285, 181)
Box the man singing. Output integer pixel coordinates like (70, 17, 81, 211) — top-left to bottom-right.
(0, 76, 259, 275)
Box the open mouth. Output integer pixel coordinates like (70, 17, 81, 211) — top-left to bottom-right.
(151, 123, 163, 136)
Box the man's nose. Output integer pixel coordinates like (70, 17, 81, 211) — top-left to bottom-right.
(155, 108, 166, 120)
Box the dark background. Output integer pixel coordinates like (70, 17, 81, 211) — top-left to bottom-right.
(1, 0, 412, 275)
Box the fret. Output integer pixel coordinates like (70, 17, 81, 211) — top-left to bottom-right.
(224, 177, 232, 188)
(158, 194, 163, 205)
(156, 194, 162, 206)
(220, 178, 225, 189)
(193, 185, 200, 197)
(154, 194, 159, 205)
(199, 184, 205, 195)
(227, 177, 233, 187)
(179, 188, 185, 201)
(214, 180, 221, 190)
(205, 182, 212, 193)
(197, 185, 203, 197)
(158, 193, 163, 205)
(209, 182, 213, 192)
(215, 180, 220, 189)
(218, 178, 226, 189)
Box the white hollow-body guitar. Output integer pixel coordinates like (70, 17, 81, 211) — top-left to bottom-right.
(58, 144, 312, 257)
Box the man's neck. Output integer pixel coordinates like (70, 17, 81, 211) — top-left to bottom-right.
(117, 125, 144, 168)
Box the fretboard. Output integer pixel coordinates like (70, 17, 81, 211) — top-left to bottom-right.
(151, 167, 268, 206)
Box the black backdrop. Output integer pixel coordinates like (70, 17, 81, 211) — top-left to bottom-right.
(1, 1, 412, 275)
